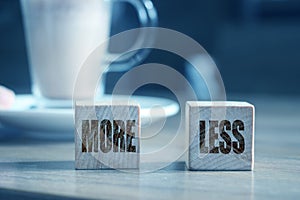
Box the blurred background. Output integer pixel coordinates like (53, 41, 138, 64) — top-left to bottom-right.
(0, 0, 300, 98)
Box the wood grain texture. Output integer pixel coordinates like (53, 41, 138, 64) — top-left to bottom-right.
(75, 102, 140, 169)
(186, 101, 255, 170)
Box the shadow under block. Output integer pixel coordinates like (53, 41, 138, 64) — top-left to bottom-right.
(75, 102, 140, 169)
(186, 101, 255, 170)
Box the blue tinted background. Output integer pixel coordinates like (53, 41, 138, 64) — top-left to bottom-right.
(0, 0, 300, 97)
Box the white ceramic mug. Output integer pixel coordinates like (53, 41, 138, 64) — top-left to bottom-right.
(21, 0, 157, 107)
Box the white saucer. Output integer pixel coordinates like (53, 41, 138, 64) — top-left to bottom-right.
(0, 95, 179, 133)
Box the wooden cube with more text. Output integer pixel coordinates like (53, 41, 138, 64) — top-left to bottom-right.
(186, 101, 255, 170)
(75, 102, 140, 169)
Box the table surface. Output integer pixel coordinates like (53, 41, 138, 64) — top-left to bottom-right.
(0, 96, 299, 199)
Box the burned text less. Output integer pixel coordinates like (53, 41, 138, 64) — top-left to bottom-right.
(199, 120, 245, 154)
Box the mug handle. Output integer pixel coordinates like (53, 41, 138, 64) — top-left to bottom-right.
(105, 0, 158, 71)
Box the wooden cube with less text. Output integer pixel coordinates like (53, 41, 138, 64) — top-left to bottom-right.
(75, 102, 140, 169)
(186, 101, 255, 170)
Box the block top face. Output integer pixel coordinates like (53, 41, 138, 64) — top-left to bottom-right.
(187, 101, 254, 108)
(75, 101, 140, 107)
(75, 103, 140, 122)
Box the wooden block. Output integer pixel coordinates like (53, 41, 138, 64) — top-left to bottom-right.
(186, 101, 255, 170)
(75, 102, 140, 169)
